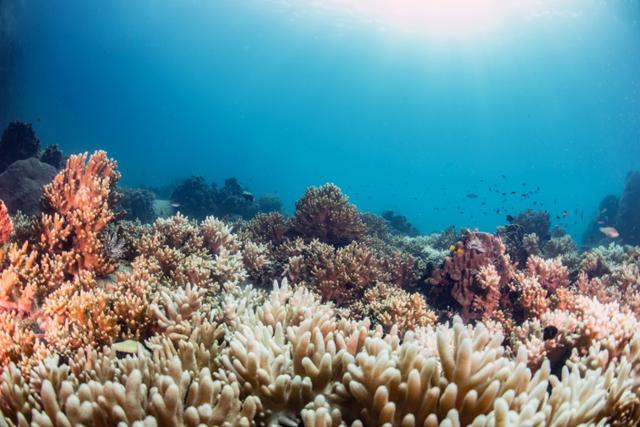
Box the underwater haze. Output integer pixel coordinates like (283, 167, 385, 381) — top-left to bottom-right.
(2, 0, 640, 238)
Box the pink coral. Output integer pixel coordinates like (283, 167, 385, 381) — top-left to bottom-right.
(429, 230, 515, 321)
(525, 255, 568, 292)
(0, 200, 11, 245)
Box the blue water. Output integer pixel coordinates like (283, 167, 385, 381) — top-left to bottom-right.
(2, 0, 640, 238)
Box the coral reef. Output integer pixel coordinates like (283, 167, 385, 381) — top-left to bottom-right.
(616, 171, 640, 245)
(118, 187, 157, 223)
(583, 171, 640, 246)
(170, 176, 217, 220)
(292, 183, 366, 246)
(1, 280, 639, 426)
(0, 158, 57, 216)
(39, 144, 66, 170)
(0, 121, 40, 173)
(170, 176, 280, 221)
(382, 210, 420, 236)
(1, 149, 640, 426)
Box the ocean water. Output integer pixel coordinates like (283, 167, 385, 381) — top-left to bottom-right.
(2, 0, 640, 239)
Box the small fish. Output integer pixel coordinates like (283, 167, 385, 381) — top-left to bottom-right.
(562, 211, 568, 218)
(599, 227, 620, 238)
(506, 215, 514, 222)
(241, 191, 254, 202)
(466, 193, 478, 199)
(112, 340, 150, 356)
(543, 325, 558, 340)
(170, 203, 181, 208)
(456, 248, 465, 255)
(449, 244, 456, 251)
(597, 220, 605, 225)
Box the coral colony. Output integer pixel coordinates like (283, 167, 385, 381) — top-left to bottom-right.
(1, 149, 640, 424)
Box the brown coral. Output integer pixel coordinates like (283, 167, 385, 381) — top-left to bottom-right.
(292, 183, 366, 246)
(429, 230, 516, 321)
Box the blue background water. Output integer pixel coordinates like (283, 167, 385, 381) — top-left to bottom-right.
(2, 0, 639, 238)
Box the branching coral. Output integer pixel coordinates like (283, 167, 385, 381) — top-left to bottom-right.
(2, 150, 640, 426)
(292, 183, 366, 246)
(2, 280, 638, 426)
(0, 200, 10, 244)
(41, 151, 121, 275)
(360, 282, 437, 334)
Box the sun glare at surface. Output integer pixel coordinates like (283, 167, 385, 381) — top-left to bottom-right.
(298, 0, 570, 41)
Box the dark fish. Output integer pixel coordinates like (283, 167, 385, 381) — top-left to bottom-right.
(501, 175, 506, 179)
(543, 326, 558, 340)
(466, 193, 479, 198)
(506, 215, 514, 222)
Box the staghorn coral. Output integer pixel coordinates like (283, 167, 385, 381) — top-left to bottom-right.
(2, 281, 638, 425)
(292, 183, 366, 246)
(41, 151, 122, 276)
(359, 282, 436, 334)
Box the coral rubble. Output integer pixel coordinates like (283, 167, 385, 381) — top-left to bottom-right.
(0, 150, 639, 426)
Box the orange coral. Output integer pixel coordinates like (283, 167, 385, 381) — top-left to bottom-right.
(0, 242, 47, 313)
(0, 200, 11, 245)
(41, 151, 121, 275)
